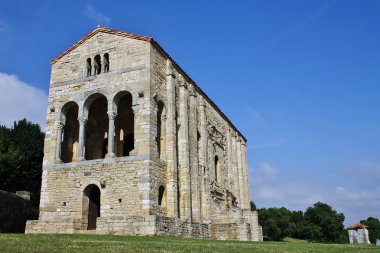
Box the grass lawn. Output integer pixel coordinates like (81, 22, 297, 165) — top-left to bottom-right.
(0, 234, 377, 253)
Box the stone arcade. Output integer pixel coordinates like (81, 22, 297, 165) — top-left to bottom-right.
(26, 26, 263, 241)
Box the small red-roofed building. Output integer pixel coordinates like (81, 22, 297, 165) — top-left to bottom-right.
(347, 223, 370, 244)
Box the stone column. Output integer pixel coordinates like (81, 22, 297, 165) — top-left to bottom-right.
(189, 86, 200, 222)
(236, 137, 245, 209)
(129, 104, 139, 156)
(77, 117, 87, 161)
(165, 60, 178, 218)
(198, 97, 210, 221)
(177, 75, 191, 220)
(55, 121, 64, 164)
(106, 111, 117, 158)
(241, 141, 250, 209)
(231, 134, 241, 204)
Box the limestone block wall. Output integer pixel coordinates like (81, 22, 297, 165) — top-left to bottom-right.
(35, 158, 151, 225)
(27, 27, 262, 241)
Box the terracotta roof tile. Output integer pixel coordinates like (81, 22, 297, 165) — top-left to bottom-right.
(347, 223, 368, 229)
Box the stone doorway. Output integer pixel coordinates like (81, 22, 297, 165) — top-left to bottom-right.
(83, 184, 101, 230)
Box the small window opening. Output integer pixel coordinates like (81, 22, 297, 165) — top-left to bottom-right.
(94, 55, 101, 75)
(63, 202, 67, 206)
(104, 53, 109, 73)
(158, 185, 165, 206)
(214, 155, 219, 181)
(86, 58, 92, 76)
(118, 198, 122, 203)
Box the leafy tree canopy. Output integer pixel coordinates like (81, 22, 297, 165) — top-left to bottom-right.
(0, 119, 44, 207)
(250, 201, 256, 211)
(257, 202, 346, 243)
(304, 202, 345, 243)
(360, 217, 380, 244)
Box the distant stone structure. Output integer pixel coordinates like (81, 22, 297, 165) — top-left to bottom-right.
(0, 190, 38, 233)
(26, 26, 263, 241)
(348, 223, 370, 244)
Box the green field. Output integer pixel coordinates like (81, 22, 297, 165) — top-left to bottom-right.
(0, 234, 377, 253)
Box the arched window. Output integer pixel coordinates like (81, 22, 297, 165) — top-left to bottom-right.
(103, 53, 109, 73)
(84, 94, 108, 160)
(114, 91, 134, 157)
(94, 55, 101, 75)
(214, 155, 219, 181)
(86, 58, 92, 76)
(60, 102, 79, 163)
(156, 101, 166, 159)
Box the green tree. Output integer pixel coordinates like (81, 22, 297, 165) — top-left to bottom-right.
(258, 207, 295, 241)
(360, 217, 380, 244)
(303, 202, 345, 243)
(250, 201, 257, 211)
(0, 119, 44, 207)
(290, 210, 305, 239)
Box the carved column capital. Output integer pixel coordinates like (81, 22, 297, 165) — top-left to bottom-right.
(107, 111, 117, 120)
(131, 104, 139, 114)
(78, 117, 87, 125)
(178, 74, 188, 89)
(56, 121, 64, 130)
(189, 88, 197, 97)
(198, 97, 206, 107)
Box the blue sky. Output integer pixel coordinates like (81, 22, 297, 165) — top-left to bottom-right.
(0, 0, 379, 226)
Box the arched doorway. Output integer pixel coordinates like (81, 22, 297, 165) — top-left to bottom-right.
(83, 184, 101, 230)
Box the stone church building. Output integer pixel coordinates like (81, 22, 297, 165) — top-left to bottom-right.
(26, 26, 263, 241)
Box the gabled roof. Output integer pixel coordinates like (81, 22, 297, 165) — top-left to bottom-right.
(347, 223, 368, 230)
(51, 26, 152, 64)
(51, 26, 247, 141)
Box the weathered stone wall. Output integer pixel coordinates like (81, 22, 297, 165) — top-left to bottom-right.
(348, 229, 371, 244)
(0, 190, 38, 233)
(38, 158, 151, 220)
(27, 27, 262, 241)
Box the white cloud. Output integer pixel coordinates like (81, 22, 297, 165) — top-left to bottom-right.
(85, 4, 111, 25)
(0, 72, 47, 129)
(249, 160, 380, 225)
(345, 161, 380, 179)
(250, 162, 280, 185)
(246, 107, 266, 123)
(259, 162, 279, 175)
(255, 183, 323, 206)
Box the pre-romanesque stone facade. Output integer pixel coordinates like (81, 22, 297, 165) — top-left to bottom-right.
(26, 26, 263, 241)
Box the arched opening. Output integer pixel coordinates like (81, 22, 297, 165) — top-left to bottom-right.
(83, 184, 101, 230)
(94, 55, 101, 75)
(156, 101, 166, 160)
(158, 185, 167, 214)
(214, 155, 219, 181)
(61, 102, 79, 163)
(104, 53, 109, 73)
(86, 58, 92, 76)
(85, 94, 108, 160)
(114, 92, 134, 157)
